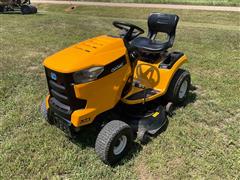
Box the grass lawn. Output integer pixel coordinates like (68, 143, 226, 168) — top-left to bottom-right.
(77, 0, 240, 6)
(1, 4, 240, 179)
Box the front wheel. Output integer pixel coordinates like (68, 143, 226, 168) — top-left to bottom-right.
(164, 69, 191, 104)
(40, 99, 54, 124)
(95, 120, 133, 165)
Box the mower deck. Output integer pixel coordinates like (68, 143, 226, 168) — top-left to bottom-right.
(123, 104, 167, 143)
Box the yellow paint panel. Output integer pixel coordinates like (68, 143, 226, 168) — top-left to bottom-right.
(43, 35, 126, 73)
(122, 55, 188, 104)
(71, 56, 132, 127)
(45, 95, 50, 109)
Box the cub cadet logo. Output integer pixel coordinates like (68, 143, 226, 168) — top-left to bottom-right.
(111, 62, 124, 73)
(50, 72, 57, 80)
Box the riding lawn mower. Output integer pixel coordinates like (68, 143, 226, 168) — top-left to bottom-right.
(0, 0, 37, 14)
(41, 13, 191, 165)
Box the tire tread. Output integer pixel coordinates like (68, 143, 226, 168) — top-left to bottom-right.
(165, 69, 191, 104)
(95, 120, 133, 165)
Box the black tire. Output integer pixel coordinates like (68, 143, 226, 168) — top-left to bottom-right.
(40, 99, 54, 124)
(95, 120, 133, 165)
(0, 5, 5, 13)
(137, 130, 150, 144)
(165, 102, 174, 116)
(164, 69, 191, 104)
(21, 5, 32, 14)
(30, 5, 37, 14)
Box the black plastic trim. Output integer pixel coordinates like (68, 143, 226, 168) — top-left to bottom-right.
(49, 97, 72, 119)
(54, 113, 71, 126)
(45, 68, 87, 111)
(49, 80, 66, 93)
(159, 52, 184, 69)
(99, 55, 127, 78)
(50, 89, 69, 104)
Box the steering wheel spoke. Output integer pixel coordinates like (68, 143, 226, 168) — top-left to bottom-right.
(113, 21, 144, 41)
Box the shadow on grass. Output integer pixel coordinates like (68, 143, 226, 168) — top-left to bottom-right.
(0, 11, 44, 15)
(69, 127, 98, 149)
(182, 83, 198, 107)
(69, 126, 142, 166)
(165, 83, 197, 119)
(69, 84, 197, 166)
(112, 142, 143, 167)
(70, 126, 143, 166)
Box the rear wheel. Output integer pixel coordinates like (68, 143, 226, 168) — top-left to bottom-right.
(164, 69, 191, 104)
(0, 5, 5, 13)
(30, 5, 37, 14)
(95, 120, 133, 165)
(21, 5, 37, 14)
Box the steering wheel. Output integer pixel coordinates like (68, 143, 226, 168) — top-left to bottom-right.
(113, 21, 144, 41)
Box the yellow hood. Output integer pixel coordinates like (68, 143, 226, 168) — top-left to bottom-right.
(43, 35, 126, 73)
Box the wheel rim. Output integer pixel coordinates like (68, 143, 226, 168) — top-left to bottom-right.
(178, 80, 188, 99)
(113, 135, 127, 155)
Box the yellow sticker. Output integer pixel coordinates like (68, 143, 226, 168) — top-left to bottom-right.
(152, 112, 160, 118)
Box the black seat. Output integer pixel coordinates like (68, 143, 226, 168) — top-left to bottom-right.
(131, 13, 179, 53)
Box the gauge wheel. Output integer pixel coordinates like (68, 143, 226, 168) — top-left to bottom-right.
(165, 69, 191, 104)
(165, 102, 174, 116)
(41, 99, 54, 125)
(95, 120, 133, 165)
(137, 130, 150, 144)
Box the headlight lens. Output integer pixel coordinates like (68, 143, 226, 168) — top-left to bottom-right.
(73, 66, 104, 84)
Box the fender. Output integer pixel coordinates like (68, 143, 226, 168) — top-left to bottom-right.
(121, 53, 188, 104)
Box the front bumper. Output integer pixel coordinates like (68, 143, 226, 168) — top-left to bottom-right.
(45, 95, 95, 128)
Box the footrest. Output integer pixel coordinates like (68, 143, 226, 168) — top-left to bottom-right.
(126, 88, 160, 100)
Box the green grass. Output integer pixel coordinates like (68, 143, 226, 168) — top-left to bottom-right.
(1, 4, 240, 179)
(78, 0, 240, 6)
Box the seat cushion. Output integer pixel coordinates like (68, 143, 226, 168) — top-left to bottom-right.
(131, 37, 170, 53)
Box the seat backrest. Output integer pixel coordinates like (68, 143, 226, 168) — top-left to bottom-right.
(147, 13, 179, 43)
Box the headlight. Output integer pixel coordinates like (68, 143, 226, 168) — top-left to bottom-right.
(73, 66, 104, 84)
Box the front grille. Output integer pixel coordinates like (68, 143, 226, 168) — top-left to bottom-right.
(45, 68, 86, 120)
